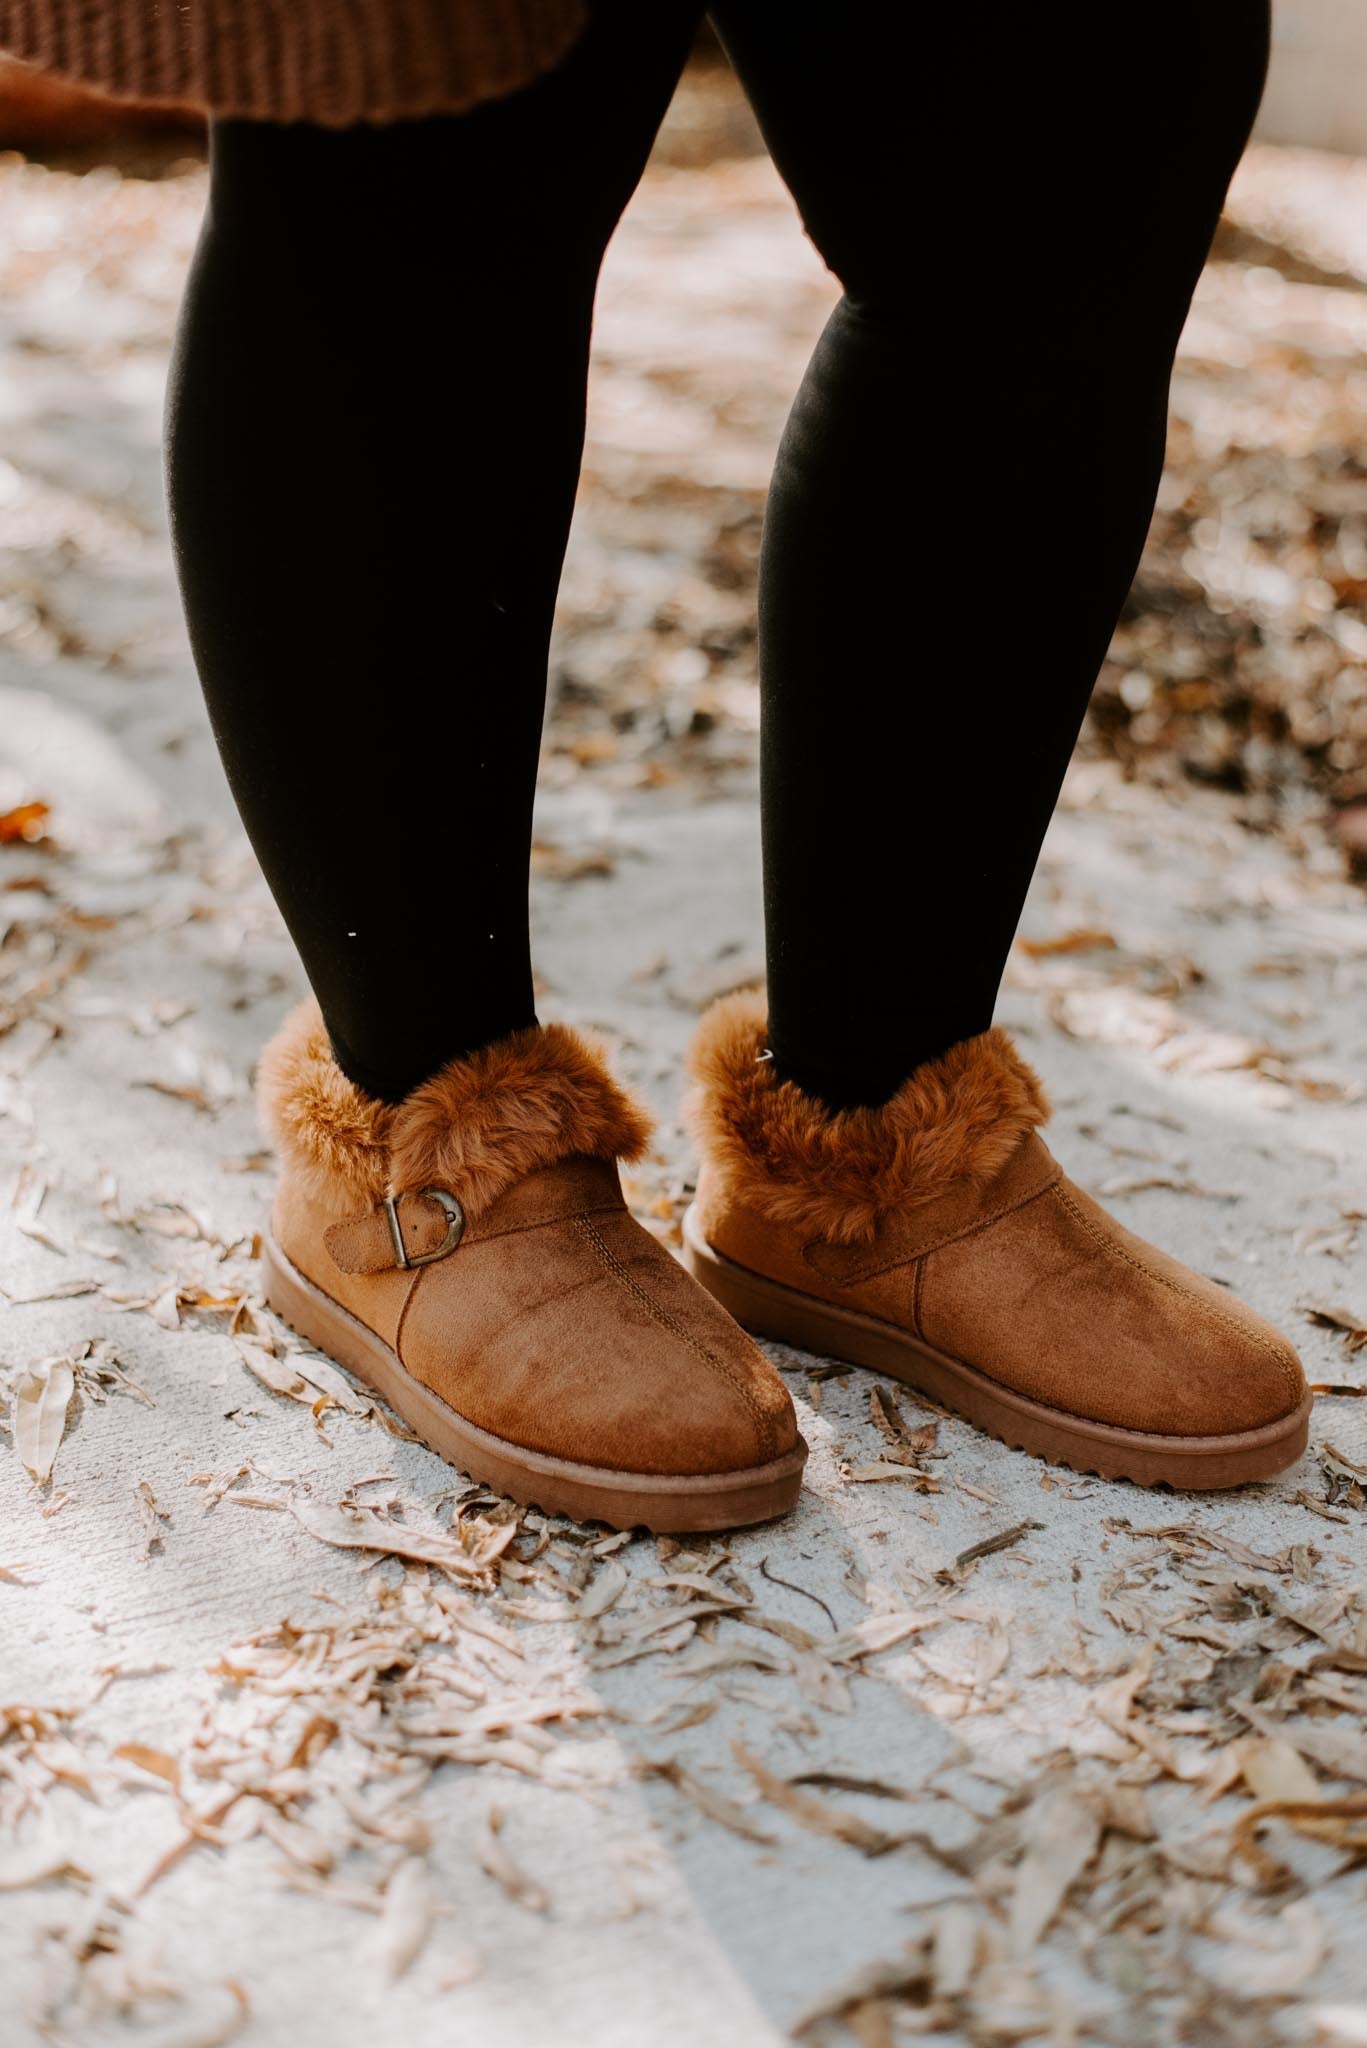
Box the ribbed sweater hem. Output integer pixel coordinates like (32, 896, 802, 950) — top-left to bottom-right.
(0, 0, 588, 125)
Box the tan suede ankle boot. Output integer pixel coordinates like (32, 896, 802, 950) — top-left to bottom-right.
(257, 1002, 805, 1531)
(681, 993, 1309, 1489)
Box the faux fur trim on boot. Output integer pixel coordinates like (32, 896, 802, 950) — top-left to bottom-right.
(389, 1016, 654, 1212)
(684, 991, 1050, 1248)
(257, 1002, 394, 1207)
(258, 1000, 653, 1217)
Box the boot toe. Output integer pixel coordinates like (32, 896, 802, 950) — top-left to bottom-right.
(402, 1202, 801, 1479)
(918, 1176, 1308, 1443)
(1178, 1298, 1306, 1436)
(567, 1225, 801, 1478)
(633, 1312, 799, 1478)
(1102, 1209, 1307, 1438)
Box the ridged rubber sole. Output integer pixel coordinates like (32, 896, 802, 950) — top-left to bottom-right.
(262, 1234, 807, 1533)
(680, 1207, 1311, 1490)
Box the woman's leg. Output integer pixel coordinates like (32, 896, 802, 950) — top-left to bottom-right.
(165, 3, 701, 1103)
(714, 2, 1270, 1109)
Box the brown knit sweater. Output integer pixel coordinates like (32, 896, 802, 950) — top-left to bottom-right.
(0, 0, 588, 126)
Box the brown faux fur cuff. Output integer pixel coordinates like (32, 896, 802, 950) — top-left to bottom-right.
(685, 991, 1050, 1248)
(258, 1000, 653, 1217)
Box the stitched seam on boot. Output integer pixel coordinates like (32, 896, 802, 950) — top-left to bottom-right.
(1051, 1185, 1302, 1407)
(577, 1215, 775, 1460)
(470, 1200, 624, 1249)
(392, 1268, 428, 1366)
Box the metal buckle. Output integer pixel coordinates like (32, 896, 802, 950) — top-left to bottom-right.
(381, 1187, 465, 1269)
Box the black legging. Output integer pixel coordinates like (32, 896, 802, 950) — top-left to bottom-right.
(165, 2, 1270, 1110)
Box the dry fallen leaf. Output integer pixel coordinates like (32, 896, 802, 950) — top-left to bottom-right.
(0, 800, 51, 844)
(868, 1385, 938, 1460)
(1009, 1782, 1103, 1957)
(845, 1461, 940, 1489)
(369, 1856, 435, 1982)
(1234, 1788, 1367, 1886)
(1198, 1900, 1328, 1997)
(731, 1742, 903, 1856)
(292, 1498, 512, 1582)
(291, 1351, 373, 1416)
(637, 1757, 776, 1845)
(1017, 926, 1118, 957)
(0, 1836, 89, 1889)
(930, 1904, 980, 2000)
(115, 1743, 181, 1791)
(1304, 1303, 1367, 1353)
(478, 1806, 549, 1913)
(577, 1558, 629, 1620)
(939, 1520, 1041, 1580)
(145, 1981, 251, 2048)
(12, 1355, 76, 1483)
(1236, 1695, 1367, 1787)
(791, 1942, 930, 2039)
(235, 1345, 313, 1403)
(137, 1479, 170, 1558)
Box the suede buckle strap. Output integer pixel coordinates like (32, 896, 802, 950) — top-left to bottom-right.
(324, 1157, 630, 1276)
(801, 1131, 1063, 1286)
(326, 1189, 465, 1276)
(385, 1187, 465, 1267)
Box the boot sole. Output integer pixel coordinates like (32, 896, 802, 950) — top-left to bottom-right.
(262, 1233, 807, 1533)
(680, 1207, 1311, 1490)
